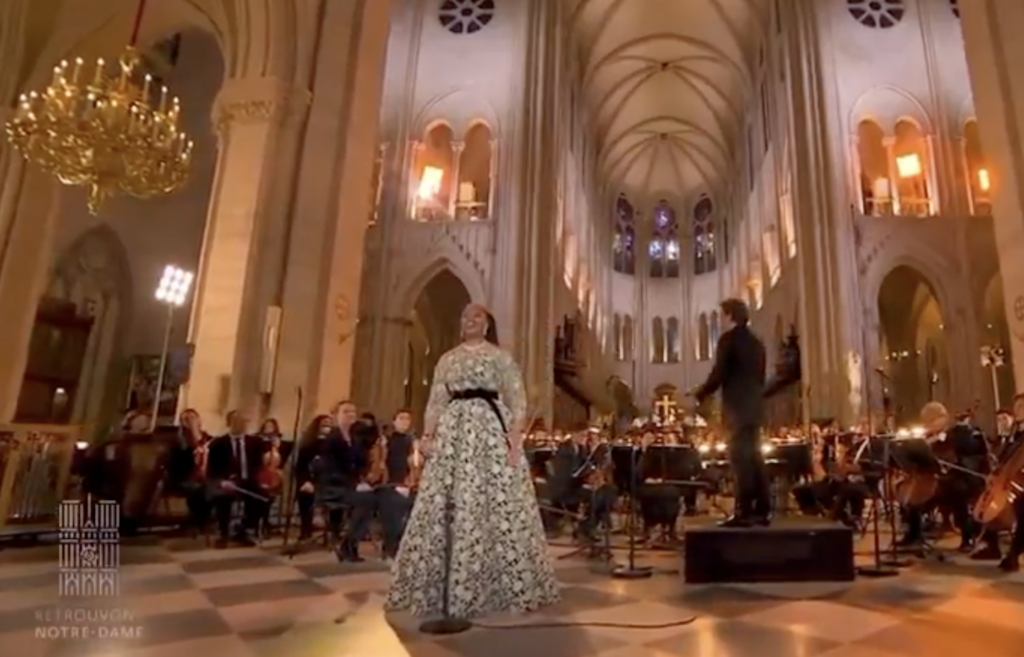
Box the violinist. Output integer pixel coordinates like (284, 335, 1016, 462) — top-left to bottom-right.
(375, 409, 422, 560)
(549, 425, 615, 548)
(971, 396, 1024, 570)
(167, 409, 210, 535)
(793, 434, 869, 527)
(206, 410, 267, 547)
(897, 402, 986, 550)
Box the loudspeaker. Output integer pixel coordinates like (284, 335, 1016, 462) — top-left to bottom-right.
(259, 306, 282, 394)
(684, 521, 855, 584)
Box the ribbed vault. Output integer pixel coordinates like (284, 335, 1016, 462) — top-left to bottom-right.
(566, 0, 765, 198)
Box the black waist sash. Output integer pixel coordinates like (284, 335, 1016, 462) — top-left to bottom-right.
(448, 387, 508, 434)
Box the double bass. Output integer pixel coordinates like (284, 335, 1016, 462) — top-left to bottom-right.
(257, 438, 284, 494)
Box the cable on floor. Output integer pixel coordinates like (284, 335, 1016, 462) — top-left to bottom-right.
(470, 616, 699, 630)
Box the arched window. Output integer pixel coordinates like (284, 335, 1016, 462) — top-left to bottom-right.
(651, 317, 665, 364)
(613, 194, 636, 275)
(693, 196, 716, 275)
(455, 123, 493, 220)
(413, 123, 455, 221)
(648, 200, 679, 278)
(697, 314, 710, 361)
(963, 120, 991, 215)
(709, 311, 721, 357)
(666, 317, 680, 363)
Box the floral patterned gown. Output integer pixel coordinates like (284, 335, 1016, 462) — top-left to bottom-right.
(384, 342, 560, 618)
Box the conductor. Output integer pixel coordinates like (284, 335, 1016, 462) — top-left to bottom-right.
(684, 298, 771, 528)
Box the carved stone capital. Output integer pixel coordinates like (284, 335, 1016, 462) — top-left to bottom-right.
(211, 77, 312, 135)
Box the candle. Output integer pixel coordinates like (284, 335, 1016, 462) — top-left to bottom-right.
(159, 86, 167, 112)
(71, 58, 83, 84)
(93, 58, 105, 86)
(142, 74, 151, 100)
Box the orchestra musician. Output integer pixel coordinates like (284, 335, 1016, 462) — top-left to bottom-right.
(636, 430, 682, 543)
(256, 419, 284, 534)
(971, 395, 1024, 570)
(205, 410, 268, 548)
(295, 414, 334, 540)
(374, 409, 423, 560)
(792, 434, 869, 527)
(548, 425, 615, 549)
(897, 402, 987, 550)
(167, 409, 210, 535)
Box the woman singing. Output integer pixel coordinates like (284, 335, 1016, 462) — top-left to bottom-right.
(385, 303, 559, 618)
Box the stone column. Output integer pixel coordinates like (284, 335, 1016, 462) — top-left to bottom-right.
(179, 77, 309, 428)
(270, 0, 392, 423)
(448, 141, 464, 218)
(960, 0, 1024, 389)
(883, 137, 900, 214)
(0, 166, 61, 420)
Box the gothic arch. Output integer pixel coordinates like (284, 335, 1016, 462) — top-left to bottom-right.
(397, 255, 486, 316)
(412, 87, 502, 138)
(47, 225, 133, 425)
(22, 0, 304, 91)
(865, 252, 959, 322)
(848, 85, 934, 135)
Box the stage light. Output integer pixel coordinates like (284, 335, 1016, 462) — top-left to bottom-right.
(896, 428, 910, 438)
(910, 426, 926, 438)
(761, 444, 775, 454)
(715, 442, 726, 452)
(978, 168, 990, 191)
(698, 444, 710, 454)
(417, 166, 443, 200)
(75, 441, 88, 450)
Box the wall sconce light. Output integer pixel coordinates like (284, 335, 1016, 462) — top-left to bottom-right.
(978, 168, 991, 192)
(896, 153, 921, 178)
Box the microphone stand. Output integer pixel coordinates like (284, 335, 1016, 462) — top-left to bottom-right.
(613, 445, 652, 579)
(420, 491, 471, 634)
(280, 388, 307, 558)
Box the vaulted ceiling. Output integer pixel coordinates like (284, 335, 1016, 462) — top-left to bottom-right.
(566, 0, 766, 204)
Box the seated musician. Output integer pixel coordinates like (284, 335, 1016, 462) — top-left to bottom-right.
(793, 435, 869, 527)
(206, 410, 268, 548)
(376, 409, 421, 560)
(167, 409, 210, 535)
(256, 418, 284, 533)
(295, 414, 334, 539)
(972, 396, 1024, 570)
(637, 430, 682, 543)
(897, 402, 985, 550)
(548, 425, 616, 547)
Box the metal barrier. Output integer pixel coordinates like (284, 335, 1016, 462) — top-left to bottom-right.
(0, 424, 79, 531)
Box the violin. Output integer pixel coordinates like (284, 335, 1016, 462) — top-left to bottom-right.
(257, 438, 283, 493)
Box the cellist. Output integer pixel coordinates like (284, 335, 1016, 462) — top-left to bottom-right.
(971, 395, 1024, 570)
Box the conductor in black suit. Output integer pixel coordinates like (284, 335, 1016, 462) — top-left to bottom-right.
(685, 298, 771, 527)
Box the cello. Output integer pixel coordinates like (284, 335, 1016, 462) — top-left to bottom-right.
(973, 437, 1024, 531)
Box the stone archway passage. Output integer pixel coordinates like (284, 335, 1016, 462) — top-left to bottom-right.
(877, 265, 949, 424)
(406, 268, 472, 416)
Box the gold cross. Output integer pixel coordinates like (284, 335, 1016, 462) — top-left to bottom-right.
(654, 394, 677, 421)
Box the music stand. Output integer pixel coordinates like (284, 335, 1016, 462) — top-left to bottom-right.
(853, 434, 904, 576)
(611, 445, 652, 579)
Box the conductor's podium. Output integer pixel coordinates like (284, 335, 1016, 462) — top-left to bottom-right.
(684, 519, 855, 584)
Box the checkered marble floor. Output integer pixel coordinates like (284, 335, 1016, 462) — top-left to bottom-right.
(1, 530, 1023, 657)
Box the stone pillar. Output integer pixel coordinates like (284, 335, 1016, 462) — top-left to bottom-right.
(270, 0, 392, 424)
(0, 166, 61, 420)
(180, 77, 309, 428)
(448, 141, 464, 218)
(784, 2, 865, 425)
(960, 0, 1024, 390)
(883, 137, 900, 214)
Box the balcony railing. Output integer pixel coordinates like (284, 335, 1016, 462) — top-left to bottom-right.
(0, 424, 79, 532)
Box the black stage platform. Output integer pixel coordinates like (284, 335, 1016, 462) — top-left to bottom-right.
(683, 518, 855, 584)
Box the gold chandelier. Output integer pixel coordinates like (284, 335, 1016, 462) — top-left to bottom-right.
(4, 0, 192, 214)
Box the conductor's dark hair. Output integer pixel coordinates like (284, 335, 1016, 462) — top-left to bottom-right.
(485, 312, 499, 345)
(720, 298, 750, 326)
